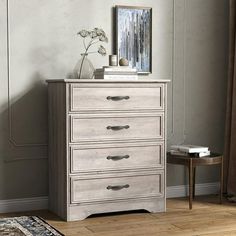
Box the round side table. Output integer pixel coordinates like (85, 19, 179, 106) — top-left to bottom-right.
(167, 152, 223, 209)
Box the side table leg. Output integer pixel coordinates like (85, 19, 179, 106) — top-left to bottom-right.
(193, 167, 196, 199)
(220, 157, 223, 204)
(189, 159, 193, 209)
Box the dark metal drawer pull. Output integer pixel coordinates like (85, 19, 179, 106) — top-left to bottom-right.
(107, 96, 130, 101)
(107, 184, 130, 191)
(107, 155, 130, 161)
(107, 125, 129, 131)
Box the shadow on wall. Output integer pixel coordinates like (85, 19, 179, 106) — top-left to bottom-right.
(29, 44, 80, 80)
(0, 72, 48, 200)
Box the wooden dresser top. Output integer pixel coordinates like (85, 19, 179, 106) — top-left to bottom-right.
(46, 79, 170, 83)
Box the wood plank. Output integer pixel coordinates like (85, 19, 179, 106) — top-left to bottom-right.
(2, 192, 236, 236)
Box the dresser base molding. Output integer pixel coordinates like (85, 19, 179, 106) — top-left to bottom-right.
(67, 198, 165, 221)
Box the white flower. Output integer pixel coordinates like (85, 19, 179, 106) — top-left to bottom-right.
(99, 34, 108, 42)
(77, 28, 108, 58)
(98, 45, 106, 56)
(94, 28, 104, 36)
(89, 30, 98, 39)
(78, 30, 89, 38)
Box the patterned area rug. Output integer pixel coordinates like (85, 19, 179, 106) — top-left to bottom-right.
(0, 216, 64, 236)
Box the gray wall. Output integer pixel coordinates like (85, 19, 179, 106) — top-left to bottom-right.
(0, 0, 228, 200)
(167, 0, 228, 186)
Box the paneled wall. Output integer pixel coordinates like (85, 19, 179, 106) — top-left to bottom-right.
(0, 0, 228, 200)
(167, 0, 228, 186)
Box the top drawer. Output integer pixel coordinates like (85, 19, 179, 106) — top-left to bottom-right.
(69, 84, 164, 112)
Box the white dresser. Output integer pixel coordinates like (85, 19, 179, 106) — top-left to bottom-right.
(47, 79, 169, 221)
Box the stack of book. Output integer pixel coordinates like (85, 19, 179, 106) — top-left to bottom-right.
(170, 145, 211, 157)
(94, 66, 138, 80)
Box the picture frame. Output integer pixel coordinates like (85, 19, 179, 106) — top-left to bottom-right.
(115, 5, 152, 74)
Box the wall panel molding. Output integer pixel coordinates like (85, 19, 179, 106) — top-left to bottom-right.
(169, 0, 175, 136)
(167, 0, 187, 145)
(0, 0, 48, 162)
(181, 0, 187, 143)
(6, 0, 47, 148)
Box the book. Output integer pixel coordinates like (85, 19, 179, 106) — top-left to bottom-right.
(94, 74, 138, 80)
(170, 144, 209, 153)
(197, 151, 211, 157)
(95, 67, 138, 75)
(170, 150, 189, 156)
(101, 66, 137, 72)
(170, 150, 211, 157)
(94, 71, 137, 76)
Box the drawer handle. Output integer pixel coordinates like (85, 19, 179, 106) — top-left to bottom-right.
(107, 155, 130, 161)
(107, 184, 130, 191)
(107, 125, 130, 131)
(107, 96, 130, 101)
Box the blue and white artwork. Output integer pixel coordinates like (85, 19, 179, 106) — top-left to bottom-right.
(116, 6, 152, 73)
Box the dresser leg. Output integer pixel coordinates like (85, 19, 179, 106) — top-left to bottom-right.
(189, 159, 193, 210)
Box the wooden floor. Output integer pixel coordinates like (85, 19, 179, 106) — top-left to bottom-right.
(1, 195, 236, 236)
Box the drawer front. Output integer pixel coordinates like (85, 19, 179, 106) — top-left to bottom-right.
(69, 85, 164, 112)
(70, 114, 164, 143)
(70, 143, 164, 173)
(70, 172, 164, 204)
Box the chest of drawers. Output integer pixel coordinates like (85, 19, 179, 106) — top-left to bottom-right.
(47, 79, 169, 221)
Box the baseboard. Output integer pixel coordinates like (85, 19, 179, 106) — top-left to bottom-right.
(0, 196, 48, 213)
(167, 182, 220, 198)
(0, 182, 219, 213)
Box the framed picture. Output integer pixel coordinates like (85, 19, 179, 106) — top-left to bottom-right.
(115, 5, 152, 74)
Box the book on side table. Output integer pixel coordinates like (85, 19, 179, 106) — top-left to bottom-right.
(170, 145, 211, 158)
